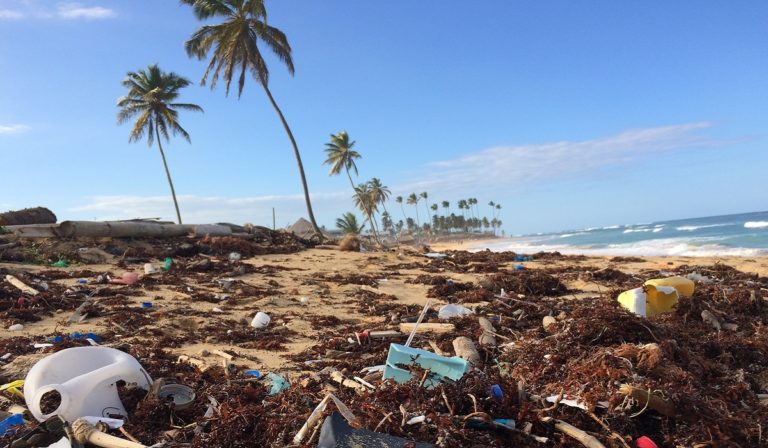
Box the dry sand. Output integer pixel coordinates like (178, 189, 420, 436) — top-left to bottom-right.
(2, 246, 766, 379)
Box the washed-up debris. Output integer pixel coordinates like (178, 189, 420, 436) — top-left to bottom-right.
(383, 343, 469, 388)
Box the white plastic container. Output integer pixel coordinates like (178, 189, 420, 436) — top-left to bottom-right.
(143, 263, 158, 275)
(438, 304, 474, 320)
(24, 347, 152, 422)
(251, 312, 271, 329)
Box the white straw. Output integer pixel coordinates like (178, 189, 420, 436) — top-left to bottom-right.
(405, 299, 432, 347)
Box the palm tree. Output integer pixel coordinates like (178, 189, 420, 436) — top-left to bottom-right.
(336, 212, 364, 235)
(488, 201, 495, 219)
(117, 64, 203, 225)
(495, 203, 502, 220)
(419, 192, 430, 224)
(368, 178, 391, 213)
(324, 131, 360, 190)
(407, 193, 421, 232)
(442, 200, 450, 215)
(182, 0, 322, 237)
(457, 199, 468, 219)
(353, 183, 380, 242)
(395, 196, 407, 222)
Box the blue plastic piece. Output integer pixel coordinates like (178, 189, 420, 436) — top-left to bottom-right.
(514, 265, 525, 271)
(265, 373, 289, 395)
(78, 279, 87, 284)
(383, 344, 469, 389)
(490, 384, 503, 399)
(141, 302, 153, 308)
(0, 414, 25, 437)
(244, 370, 261, 379)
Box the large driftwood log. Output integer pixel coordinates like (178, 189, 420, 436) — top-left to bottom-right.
(0, 207, 56, 226)
(54, 221, 231, 238)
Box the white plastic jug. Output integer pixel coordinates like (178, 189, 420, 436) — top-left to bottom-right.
(24, 347, 152, 422)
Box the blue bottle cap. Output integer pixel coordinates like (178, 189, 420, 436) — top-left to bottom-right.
(141, 302, 153, 308)
(490, 384, 503, 399)
(244, 370, 261, 378)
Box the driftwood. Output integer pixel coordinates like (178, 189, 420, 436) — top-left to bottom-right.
(330, 370, 370, 394)
(399, 322, 455, 335)
(4, 275, 39, 296)
(453, 336, 481, 366)
(619, 384, 676, 417)
(549, 418, 606, 448)
(478, 317, 497, 346)
(0, 207, 56, 226)
(56, 221, 232, 238)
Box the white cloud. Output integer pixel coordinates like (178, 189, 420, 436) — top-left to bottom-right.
(0, 9, 24, 19)
(0, 124, 30, 134)
(57, 2, 115, 19)
(69, 192, 350, 227)
(0, 1, 115, 20)
(403, 122, 727, 193)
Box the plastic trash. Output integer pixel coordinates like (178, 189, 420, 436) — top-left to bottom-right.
(383, 344, 469, 389)
(686, 272, 712, 284)
(51, 260, 68, 268)
(424, 252, 447, 259)
(438, 304, 474, 320)
(141, 302, 153, 309)
(77, 279, 87, 284)
(143, 263, 158, 275)
(264, 373, 289, 395)
(617, 284, 679, 318)
(111, 272, 139, 285)
(8, 324, 23, 331)
(514, 265, 525, 271)
(490, 384, 503, 400)
(23, 346, 152, 422)
(636, 436, 659, 448)
(0, 413, 25, 437)
(406, 415, 426, 425)
(251, 312, 271, 329)
(163, 257, 173, 271)
(645, 276, 694, 297)
(244, 370, 261, 379)
(299, 297, 309, 305)
(158, 384, 195, 410)
(228, 252, 242, 262)
(0, 380, 25, 399)
(318, 412, 434, 448)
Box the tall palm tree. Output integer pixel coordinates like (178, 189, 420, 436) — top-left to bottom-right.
(368, 178, 391, 213)
(495, 203, 502, 220)
(457, 199, 468, 219)
(324, 131, 360, 190)
(353, 183, 380, 242)
(182, 0, 322, 236)
(406, 193, 421, 232)
(442, 200, 450, 215)
(395, 196, 406, 222)
(488, 201, 495, 219)
(336, 212, 364, 235)
(117, 64, 203, 225)
(419, 192, 430, 224)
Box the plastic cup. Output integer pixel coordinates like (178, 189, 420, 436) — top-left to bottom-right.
(251, 312, 271, 329)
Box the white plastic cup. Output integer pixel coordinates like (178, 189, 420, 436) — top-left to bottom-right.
(251, 312, 271, 329)
(143, 263, 157, 275)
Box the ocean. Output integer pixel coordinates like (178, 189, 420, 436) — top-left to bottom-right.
(476, 211, 768, 257)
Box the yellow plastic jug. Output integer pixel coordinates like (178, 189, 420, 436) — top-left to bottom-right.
(617, 284, 679, 317)
(644, 276, 694, 297)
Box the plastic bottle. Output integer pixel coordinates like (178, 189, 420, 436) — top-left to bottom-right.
(24, 346, 152, 422)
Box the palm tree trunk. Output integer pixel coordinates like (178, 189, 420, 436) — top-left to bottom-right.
(155, 122, 183, 225)
(260, 77, 322, 238)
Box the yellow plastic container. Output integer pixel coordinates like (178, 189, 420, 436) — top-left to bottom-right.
(644, 276, 694, 297)
(617, 284, 679, 317)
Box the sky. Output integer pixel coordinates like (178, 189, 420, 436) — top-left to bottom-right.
(0, 0, 766, 234)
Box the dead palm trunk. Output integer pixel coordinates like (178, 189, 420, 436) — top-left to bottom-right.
(155, 121, 183, 224)
(259, 75, 322, 238)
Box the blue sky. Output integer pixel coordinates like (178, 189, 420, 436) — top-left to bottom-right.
(0, 0, 766, 234)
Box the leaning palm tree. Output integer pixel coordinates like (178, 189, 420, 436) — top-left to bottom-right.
(182, 0, 322, 236)
(407, 193, 421, 233)
(336, 212, 365, 235)
(117, 64, 203, 224)
(419, 192, 430, 224)
(395, 196, 407, 222)
(324, 131, 361, 190)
